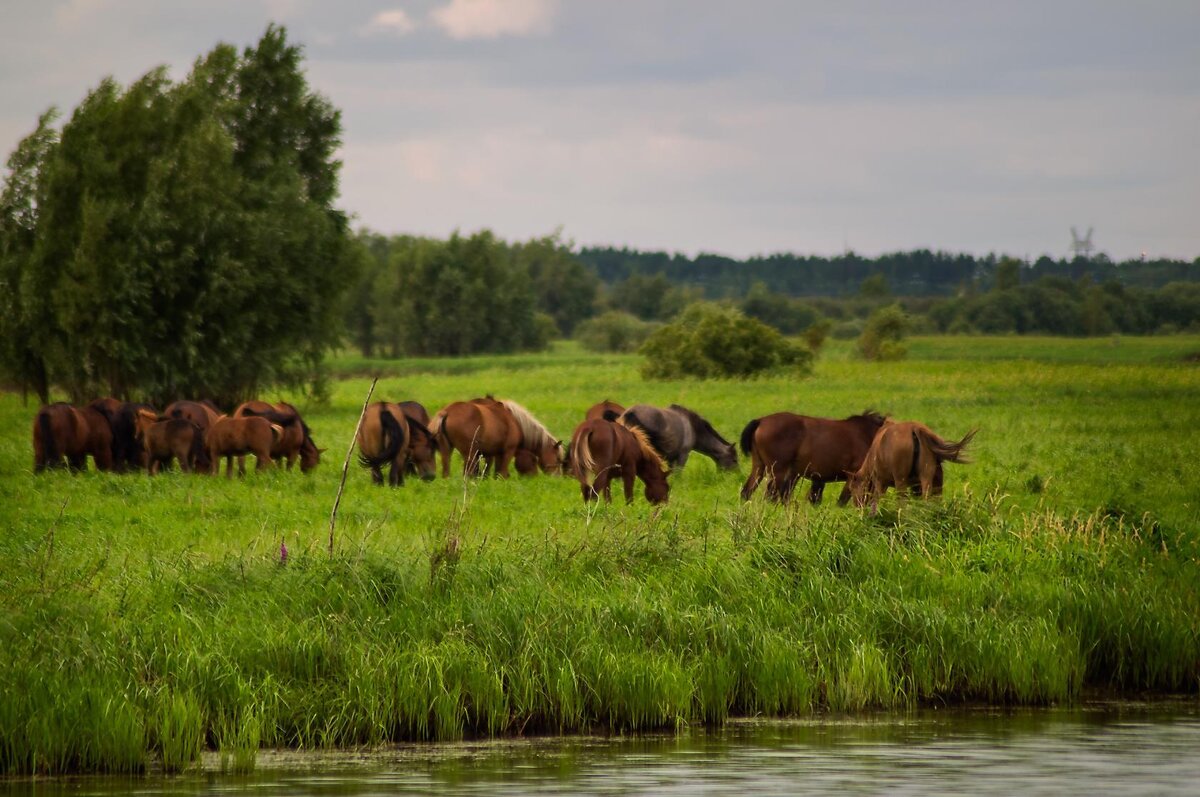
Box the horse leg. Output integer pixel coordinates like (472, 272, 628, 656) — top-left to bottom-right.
(580, 480, 597, 502)
(835, 482, 854, 506)
(287, 452, 296, 471)
(496, 448, 513, 479)
(237, 455, 246, 475)
(740, 458, 764, 501)
(370, 463, 384, 485)
(593, 469, 612, 503)
(69, 452, 87, 473)
(622, 469, 637, 504)
(808, 478, 825, 505)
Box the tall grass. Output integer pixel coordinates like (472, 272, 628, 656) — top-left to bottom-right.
(1, 337, 1197, 775)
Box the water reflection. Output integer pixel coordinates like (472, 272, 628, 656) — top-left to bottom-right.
(9, 701, 1199, 796)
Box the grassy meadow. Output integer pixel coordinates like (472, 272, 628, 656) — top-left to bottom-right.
(2, 335, 1199, 775)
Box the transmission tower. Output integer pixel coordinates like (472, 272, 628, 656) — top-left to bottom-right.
(1069, 226, 1095, 259)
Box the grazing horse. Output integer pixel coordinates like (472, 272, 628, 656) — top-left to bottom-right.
(206, 415, 281, 477)
(740, 411, 888, 504)
(101, 401, 156, 471)
(585, 400, 625, 422)
(357, 402, 437, 486)
(848, 421, 975, 510)
(617, 404, 737, 471)
(570, 418, 669, 504)
(432, 397, 562, 478)
(133, 410, 208, 474)
(234, 401, 323, 473)
(32, 403, 91, 473)
(81, 404, 115, 471)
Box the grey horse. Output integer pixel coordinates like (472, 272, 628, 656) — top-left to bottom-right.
(617, 404, 738, 471)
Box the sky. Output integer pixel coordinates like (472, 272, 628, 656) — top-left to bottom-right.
(2, 0, 1198, 261)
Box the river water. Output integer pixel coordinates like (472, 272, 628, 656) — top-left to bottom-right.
(8, 700, 1199, 795)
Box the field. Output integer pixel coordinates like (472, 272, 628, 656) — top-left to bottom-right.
(2, 336, 1199, 775)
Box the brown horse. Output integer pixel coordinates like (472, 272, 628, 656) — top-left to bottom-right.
(162, 400, 222, 433)
(206, 415, 281, 477)
(570, 418, 669, 504)
(81, 405, 115, 471)
(91, 400, 155, 471)
(133, 410, 208, 474)
(357, 402, 437, 485)
(432, 397, 562, 478)
(32, 403, 91, 473)
(849, 421, 975, 510)
(585, 400, 625, 422)
(740, 411, 889, 504)
(233, 401, 323, 473)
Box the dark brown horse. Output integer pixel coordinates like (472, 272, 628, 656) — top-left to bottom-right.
(163, 400, 222, 433)
(848, 421, 975, 510)
(92, 400, 156, 471)
(134, 410, 208, 474)
(32, 403, 91, 473)
(570, 418, 669, 504)
(432, 398, 562, 478)
(617, 404, 737, 471)
(357, 402, 437, 485)
(206, 415, 281, 477)
(585, 400, 625, 422)
(81, 404, 115, 471)
(740, 411, 888, 504)
(233, 401, 323, 473)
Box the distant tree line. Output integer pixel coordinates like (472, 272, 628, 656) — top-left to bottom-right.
(578, 247, 1200, 298)
(0, 26, 353, 405)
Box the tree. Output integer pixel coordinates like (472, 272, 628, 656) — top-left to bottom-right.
(993, 257, 1021, 292)
(0, 110, 58, 402)
(0, 26, 351, 405)
(513, 233, 598, 336)
(640, 303, 812, 380)
(858, 304, 909, 361)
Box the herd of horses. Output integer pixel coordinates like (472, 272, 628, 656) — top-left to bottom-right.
(32, 394, 975, 510)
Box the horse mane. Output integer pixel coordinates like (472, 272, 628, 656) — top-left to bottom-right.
(668, 404, 731, 445)
(499, 399, 557, 451)
(625, 424, 668, 474)
(848, 409, 888, 428)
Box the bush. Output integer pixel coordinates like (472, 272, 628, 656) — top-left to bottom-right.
(802, 319, 832, 352)
(639, 303, 812, 380)
(575, 311, 660, 353)
(858, 304, 909, 361)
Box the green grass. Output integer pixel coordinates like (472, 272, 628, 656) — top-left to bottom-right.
(1, 336, 1198, 775)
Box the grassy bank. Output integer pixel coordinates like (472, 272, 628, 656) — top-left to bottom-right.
(2, 337, 1198, 775)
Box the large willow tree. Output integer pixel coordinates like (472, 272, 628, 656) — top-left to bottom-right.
(0, 26, 352, 405)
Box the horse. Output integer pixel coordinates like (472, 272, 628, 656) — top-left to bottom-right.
(849, 421, 975, 510)
(206, 414, 281, 477)
(739, 410, 888, 504)
(616, 404, 737, 471)
(432, 397, 562, 478)
(81, 403, 115, 471)
(32, 402, 91, 473)
(100, 401, 156, 471)
(133, 410, 208, 474)
(233, 400, 323, 473)
(585, 400, 625, 422)
(357, 402, 437, 486)
(570, 418, 669, 504)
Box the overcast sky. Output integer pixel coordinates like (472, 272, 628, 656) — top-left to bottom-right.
(2, 1, 1198, 260)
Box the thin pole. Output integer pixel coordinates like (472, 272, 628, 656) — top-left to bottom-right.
(329, 376, 378, 555)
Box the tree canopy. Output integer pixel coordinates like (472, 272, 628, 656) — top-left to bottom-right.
(0, 25, 351, 405)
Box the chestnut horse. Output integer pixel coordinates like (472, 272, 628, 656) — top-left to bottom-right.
(32, 403, 91, 473)
(739, 411, 888, 504)
(570, 418, 668, 504)
(432, 397, 562, 478)
(585, 400, 625, 422)
(616, 404, 737, 471)
(206, 415, 281, 477)
(233, 400, 323, 473)
(849, 421, 975, 510)
(357, 402, 437, 486)
(133, 410, 208, 474)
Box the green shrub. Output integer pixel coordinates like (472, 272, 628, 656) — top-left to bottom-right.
(575, 311, 660, 353)
(802, 319, 832, 352)
(639, 303, 813, 379)
(858, 304, 910, 361)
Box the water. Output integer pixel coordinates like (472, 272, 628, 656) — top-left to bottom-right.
(9, 701, 1199, 795)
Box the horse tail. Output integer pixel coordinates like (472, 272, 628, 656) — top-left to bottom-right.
(37, 408, 57, 467)
(190, 423, 209, 470)
(572, 428, 596, 486)
(739, 418, 760, 456)
(916, 426, 976, 465)
(360, 407, 405, 469)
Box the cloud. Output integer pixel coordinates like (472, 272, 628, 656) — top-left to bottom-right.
(362, 8, 417, 37)
(429, 0, 556, 40)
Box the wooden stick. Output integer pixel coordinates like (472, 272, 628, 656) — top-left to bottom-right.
(329, 376, 378, 555)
